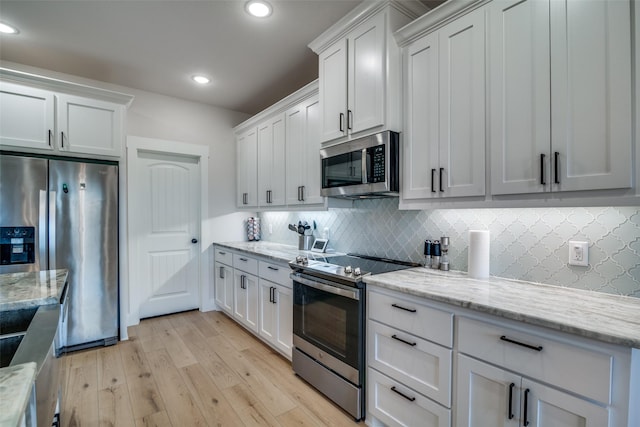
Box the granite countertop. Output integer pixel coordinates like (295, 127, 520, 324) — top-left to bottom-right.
(0, 362, 36, 427)
(365, 268, 640, 348)
(214, 241, 339, 264)
(0, 269, 68, 311)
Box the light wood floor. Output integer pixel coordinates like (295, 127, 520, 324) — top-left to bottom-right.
(61, 310, 362, 427)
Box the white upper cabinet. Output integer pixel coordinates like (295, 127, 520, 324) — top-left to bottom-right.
(489, 0, 551, 195)
(236, 127, 258, 208)
(286, 94, 323, 206)
(311, 1, 428, 145)
(0, 81, 55, 151)
(57, 93, 124, 157)
(235, 81, 325, 210)
(319, 39, 349, 143)
(549, 0, 632, 192)
(257, 113, 286, 207)
(0, 70, 131, 158)
(402, 6, 486, 202)
(490, 0, 632, 195)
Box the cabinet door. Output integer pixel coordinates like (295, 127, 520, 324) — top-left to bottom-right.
(521, 378, 609, 427)
(244, 273, 259, 332)
(402, 31, 440, 200)
(258, 280, 276, 342)
(348, 12, 385, 136)
(438, 8, 486, 198)
(274, 283, 292, 358)
(233, 270, 247, 322)
(550, 0, 632, 192)
(286, 95, 323, 206)
(214, 262, 233, 314)
(301, 96, 323, 205)
(319, 38, 348, 143)
(236, 128, 258, 208)
(0, 82, 55, 151)
(257, 114, 286, 207)
(57, 94, 123, 157)
(456, 355, 520, 427)
(489, 0, 551, 195)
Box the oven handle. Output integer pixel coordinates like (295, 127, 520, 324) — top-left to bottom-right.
(290, 273, 360, 300)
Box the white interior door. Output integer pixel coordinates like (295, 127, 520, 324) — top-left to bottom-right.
(130, 149, 201, 319)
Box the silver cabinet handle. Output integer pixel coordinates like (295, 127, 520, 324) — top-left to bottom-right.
(239, 257, 248, 262)
(267, 266, 279, 271)
(219, 266, 225, 279)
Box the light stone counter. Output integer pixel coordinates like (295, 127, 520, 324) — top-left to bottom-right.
(0, 270, 68, 311)
(0, 362, 36, 427)
(365, 268, 640, 348)
(214, 241, 339, 264)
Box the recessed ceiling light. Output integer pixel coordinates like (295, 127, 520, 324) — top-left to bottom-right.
(0, 22, 19, 35)
(192, 75, 210, 85)
(245, 0, 272, 18)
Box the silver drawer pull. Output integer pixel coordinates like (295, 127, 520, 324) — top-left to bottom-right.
(239, 257, 248, 262)
(391, 334, 416, 347)
(267, 266, 279, 271)
(500, 335, 543, 352)
(390, 386, 415, 402)
(391, 303, 416, 313)
(218, 251, 226, 255)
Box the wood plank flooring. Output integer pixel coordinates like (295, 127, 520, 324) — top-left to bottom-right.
(61, 310, 362, 427)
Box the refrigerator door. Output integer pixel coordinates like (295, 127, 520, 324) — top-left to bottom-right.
(49, 159, 119, 348)
(0, 154, 48, 274)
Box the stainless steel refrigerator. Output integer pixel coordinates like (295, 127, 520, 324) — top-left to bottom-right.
(0, 152, 118, 351)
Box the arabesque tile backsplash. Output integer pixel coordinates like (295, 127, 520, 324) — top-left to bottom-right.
(259, 199, 640, 298)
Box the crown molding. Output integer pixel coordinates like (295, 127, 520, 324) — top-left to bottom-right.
(233, 79, 319, 134)
(308, 0, 429, 54)
(0, 67, 135, 107)
(394, 0, 489, 47)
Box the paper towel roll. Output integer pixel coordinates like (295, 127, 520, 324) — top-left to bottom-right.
(468, 230, 490, 279)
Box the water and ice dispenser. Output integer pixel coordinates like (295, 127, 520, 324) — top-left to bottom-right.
(0, 227, 35, 265)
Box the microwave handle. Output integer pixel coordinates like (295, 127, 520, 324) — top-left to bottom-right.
(362, 148, 368, 184)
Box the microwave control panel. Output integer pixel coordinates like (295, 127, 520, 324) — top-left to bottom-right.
(369, 146, 385, 183)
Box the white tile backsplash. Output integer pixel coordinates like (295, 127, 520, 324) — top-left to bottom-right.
(259, 199, 640, 298)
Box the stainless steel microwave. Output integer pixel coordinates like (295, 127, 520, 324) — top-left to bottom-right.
(320, 131, 399, 199)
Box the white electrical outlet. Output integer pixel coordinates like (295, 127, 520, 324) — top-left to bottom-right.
(568, 241, 589, 266)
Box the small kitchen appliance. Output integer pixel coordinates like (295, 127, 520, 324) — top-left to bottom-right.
(289, 253, 421, 420)
(320, 130, 399, 199)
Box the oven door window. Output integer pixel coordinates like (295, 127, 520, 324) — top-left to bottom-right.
(293, 281, 360, 370)
(322, 151, 363, 189)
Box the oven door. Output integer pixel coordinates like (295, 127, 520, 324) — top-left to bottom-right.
(292, 273, 363, 383)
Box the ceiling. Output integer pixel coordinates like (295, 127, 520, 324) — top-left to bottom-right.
(0, 0, 442, 115)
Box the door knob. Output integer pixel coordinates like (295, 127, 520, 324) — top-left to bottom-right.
(191, 238, 198, 244)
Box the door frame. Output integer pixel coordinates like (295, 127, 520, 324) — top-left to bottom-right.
(125, 135, 209, 328)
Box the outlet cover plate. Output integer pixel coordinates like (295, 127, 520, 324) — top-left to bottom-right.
(568, 240, 589, 267)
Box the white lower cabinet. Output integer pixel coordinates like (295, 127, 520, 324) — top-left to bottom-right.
(233, 269, 259, 332)
(214, 261, 234, 315)
(368, 368, 451, 427)
(258, 279, 292, 358)
(213, 247, 294, 359)
(456, 354, 608, 427)
(367, 288, 453, 426)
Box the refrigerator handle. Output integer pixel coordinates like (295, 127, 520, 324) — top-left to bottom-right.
(39, 190, 48, 270)
(49, 191, 56, 270)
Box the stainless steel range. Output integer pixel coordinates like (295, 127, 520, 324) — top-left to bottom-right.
(289, 253, 420, 421)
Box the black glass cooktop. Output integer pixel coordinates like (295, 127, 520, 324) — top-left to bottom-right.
(312, 253, 421, 275)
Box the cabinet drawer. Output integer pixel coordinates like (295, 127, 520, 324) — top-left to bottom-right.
(368, 320, 452, 407)
(368, 290, 453, 347)
(457, 316, 612, 404)
(233, 253, 258, 275)
(258, 261, 291, 286)
(214, 247, 233, 266)
(368, 368, 451, 427)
